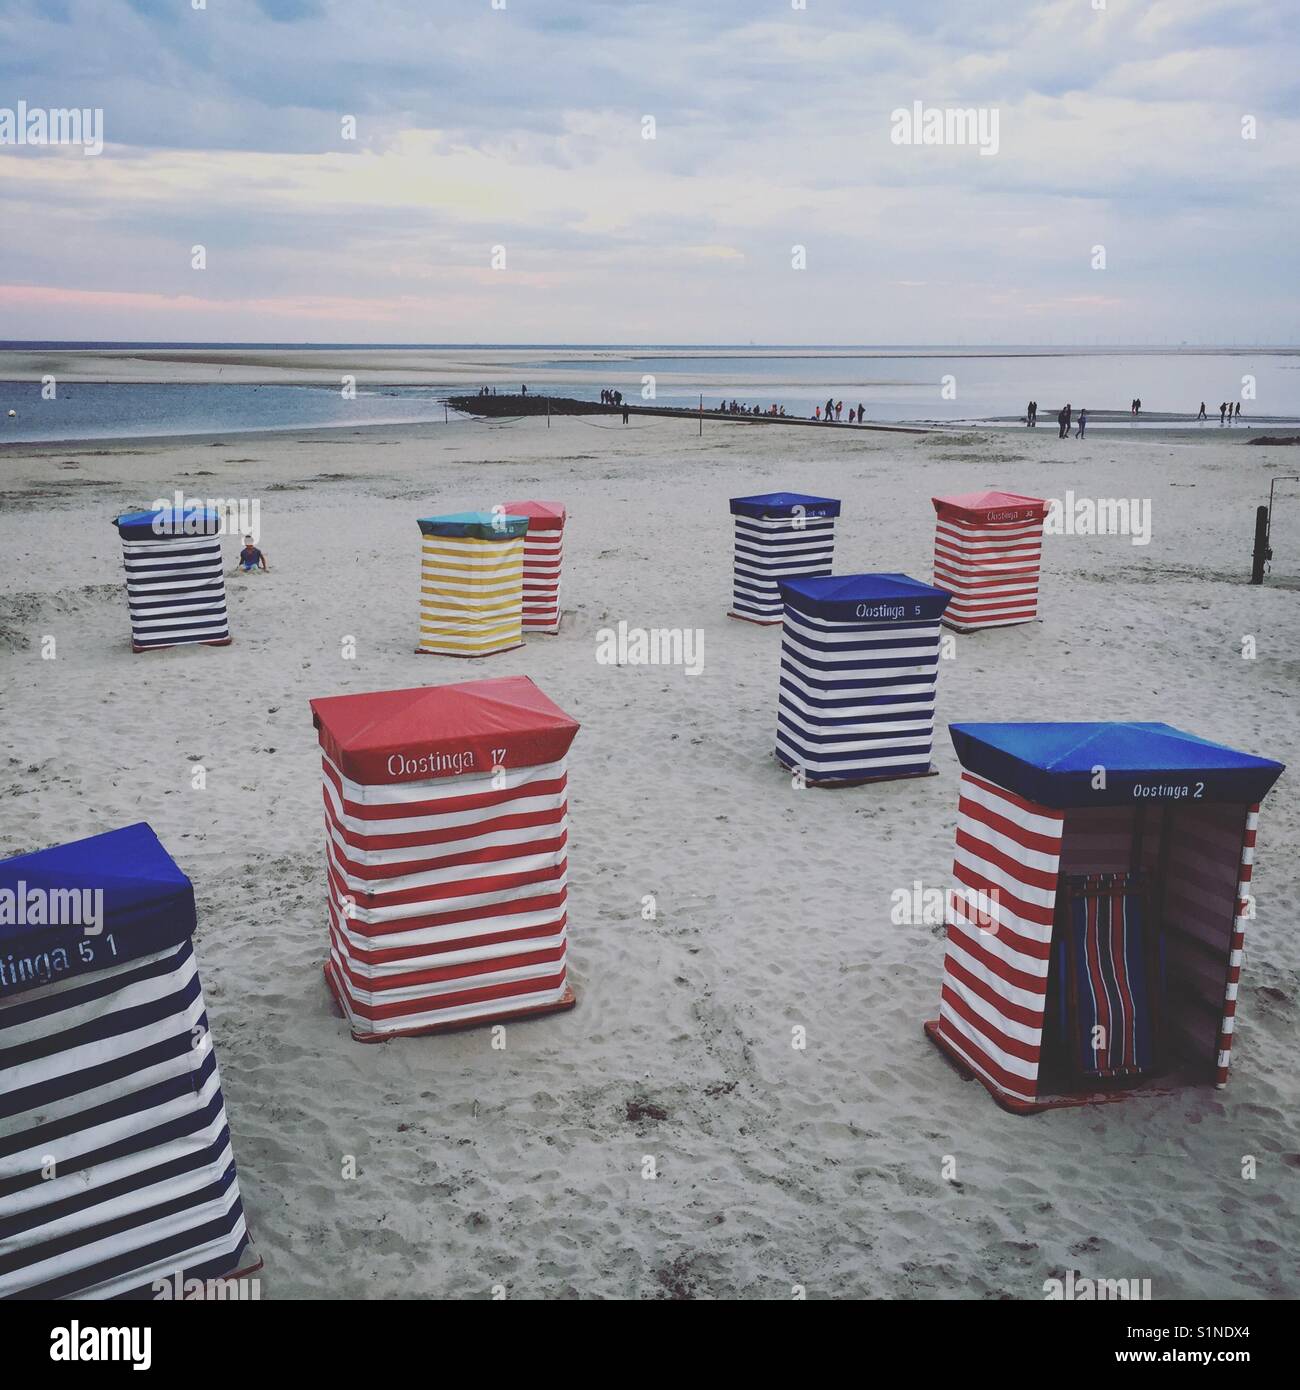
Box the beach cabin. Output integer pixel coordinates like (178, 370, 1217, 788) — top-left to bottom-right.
(114, 506, 231, 652)
(931, 491, 1048, 632)
(309, 675, 580, 1040)
(774, 573, 951, 785)
(925, 722, 1285, 1113)
(0, 824, 260, 1298)
(500, 499, 566, 634)
(417, 511, 528, 656)
(728, 492, 840, 624)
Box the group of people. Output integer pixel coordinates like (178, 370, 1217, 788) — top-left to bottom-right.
(1025, 399, 1085, 434)
(1025, 395, 1248, 434)
(1054, 403, 1087, 438)
(599, 388, 624, 406)
(1198, 401, 1244, 423)
(1026, 400, 1087, 437)
(717, 400, 788, 416)
(811, 398, 868, 424)
(708, 396, 873, 422)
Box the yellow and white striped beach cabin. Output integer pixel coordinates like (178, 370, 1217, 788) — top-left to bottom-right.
(417, 511, 529, 656)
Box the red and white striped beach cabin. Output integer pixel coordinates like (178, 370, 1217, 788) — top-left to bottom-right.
(309, 675, 580, 1040)
(931, 491, 1048, 631)
(501, 499, 566, 633)
(925, 722, 1284, 1114)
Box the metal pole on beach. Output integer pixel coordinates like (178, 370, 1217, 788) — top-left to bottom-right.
(1250, 505, 1269, 584)
(699, 393, 703, 436)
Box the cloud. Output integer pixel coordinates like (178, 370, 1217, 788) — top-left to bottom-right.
(0, 0, 1295, 341)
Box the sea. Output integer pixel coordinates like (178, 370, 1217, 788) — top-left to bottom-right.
(2, 344, 1298, 444)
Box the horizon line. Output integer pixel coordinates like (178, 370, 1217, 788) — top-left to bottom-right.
(3, 340, 1299, 352)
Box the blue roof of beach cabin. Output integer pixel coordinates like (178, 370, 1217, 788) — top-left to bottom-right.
(115, 506, 224, 539)
(780, 572, 951, 622)
(729, 492, 841, 519)
(949, 722, 1285, 808)
(0, 823, 197, 999)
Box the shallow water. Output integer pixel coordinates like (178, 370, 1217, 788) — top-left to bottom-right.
(2, 346, 1297, 441)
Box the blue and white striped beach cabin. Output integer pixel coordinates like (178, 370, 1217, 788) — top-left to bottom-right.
(0, 824, 259, 1299)
(114, 507, 231, 653)
(775, 573, 951, 785)
(728, 492, 840, 624)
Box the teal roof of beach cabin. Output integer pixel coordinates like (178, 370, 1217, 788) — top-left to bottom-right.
(418, 511, 529, 540)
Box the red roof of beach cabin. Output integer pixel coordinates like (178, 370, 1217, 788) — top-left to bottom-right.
(500, 500, 566, 530)
(932, 490, 1048, 523)
(310, 675, 580, 784)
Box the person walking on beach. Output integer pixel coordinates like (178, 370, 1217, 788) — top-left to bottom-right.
(1058, 403, 1071, 438)
(1026, 401, 1033, 427)
(1134, 398, 1141, 415)
(1198, 401, 1207, 420)
(1076, 408, 1088, 438)
(825, 396, 834, 422)
(857, 402, 865, 424)
(1235, 401, 1242, 420)
(1220, 401, 1227, 423)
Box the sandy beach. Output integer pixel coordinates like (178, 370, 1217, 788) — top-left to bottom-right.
(2, 395, 1297, 1300)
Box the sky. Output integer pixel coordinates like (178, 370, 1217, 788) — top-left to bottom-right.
(1, 0, 1298, 345)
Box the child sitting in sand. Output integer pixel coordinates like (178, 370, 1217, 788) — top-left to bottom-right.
(233, 536, 269, 573)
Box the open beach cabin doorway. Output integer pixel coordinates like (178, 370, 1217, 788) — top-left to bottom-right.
(925, 723, 1285, 1114)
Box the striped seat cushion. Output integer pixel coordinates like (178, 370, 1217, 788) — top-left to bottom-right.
(1053, 872, 1157, 1080)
